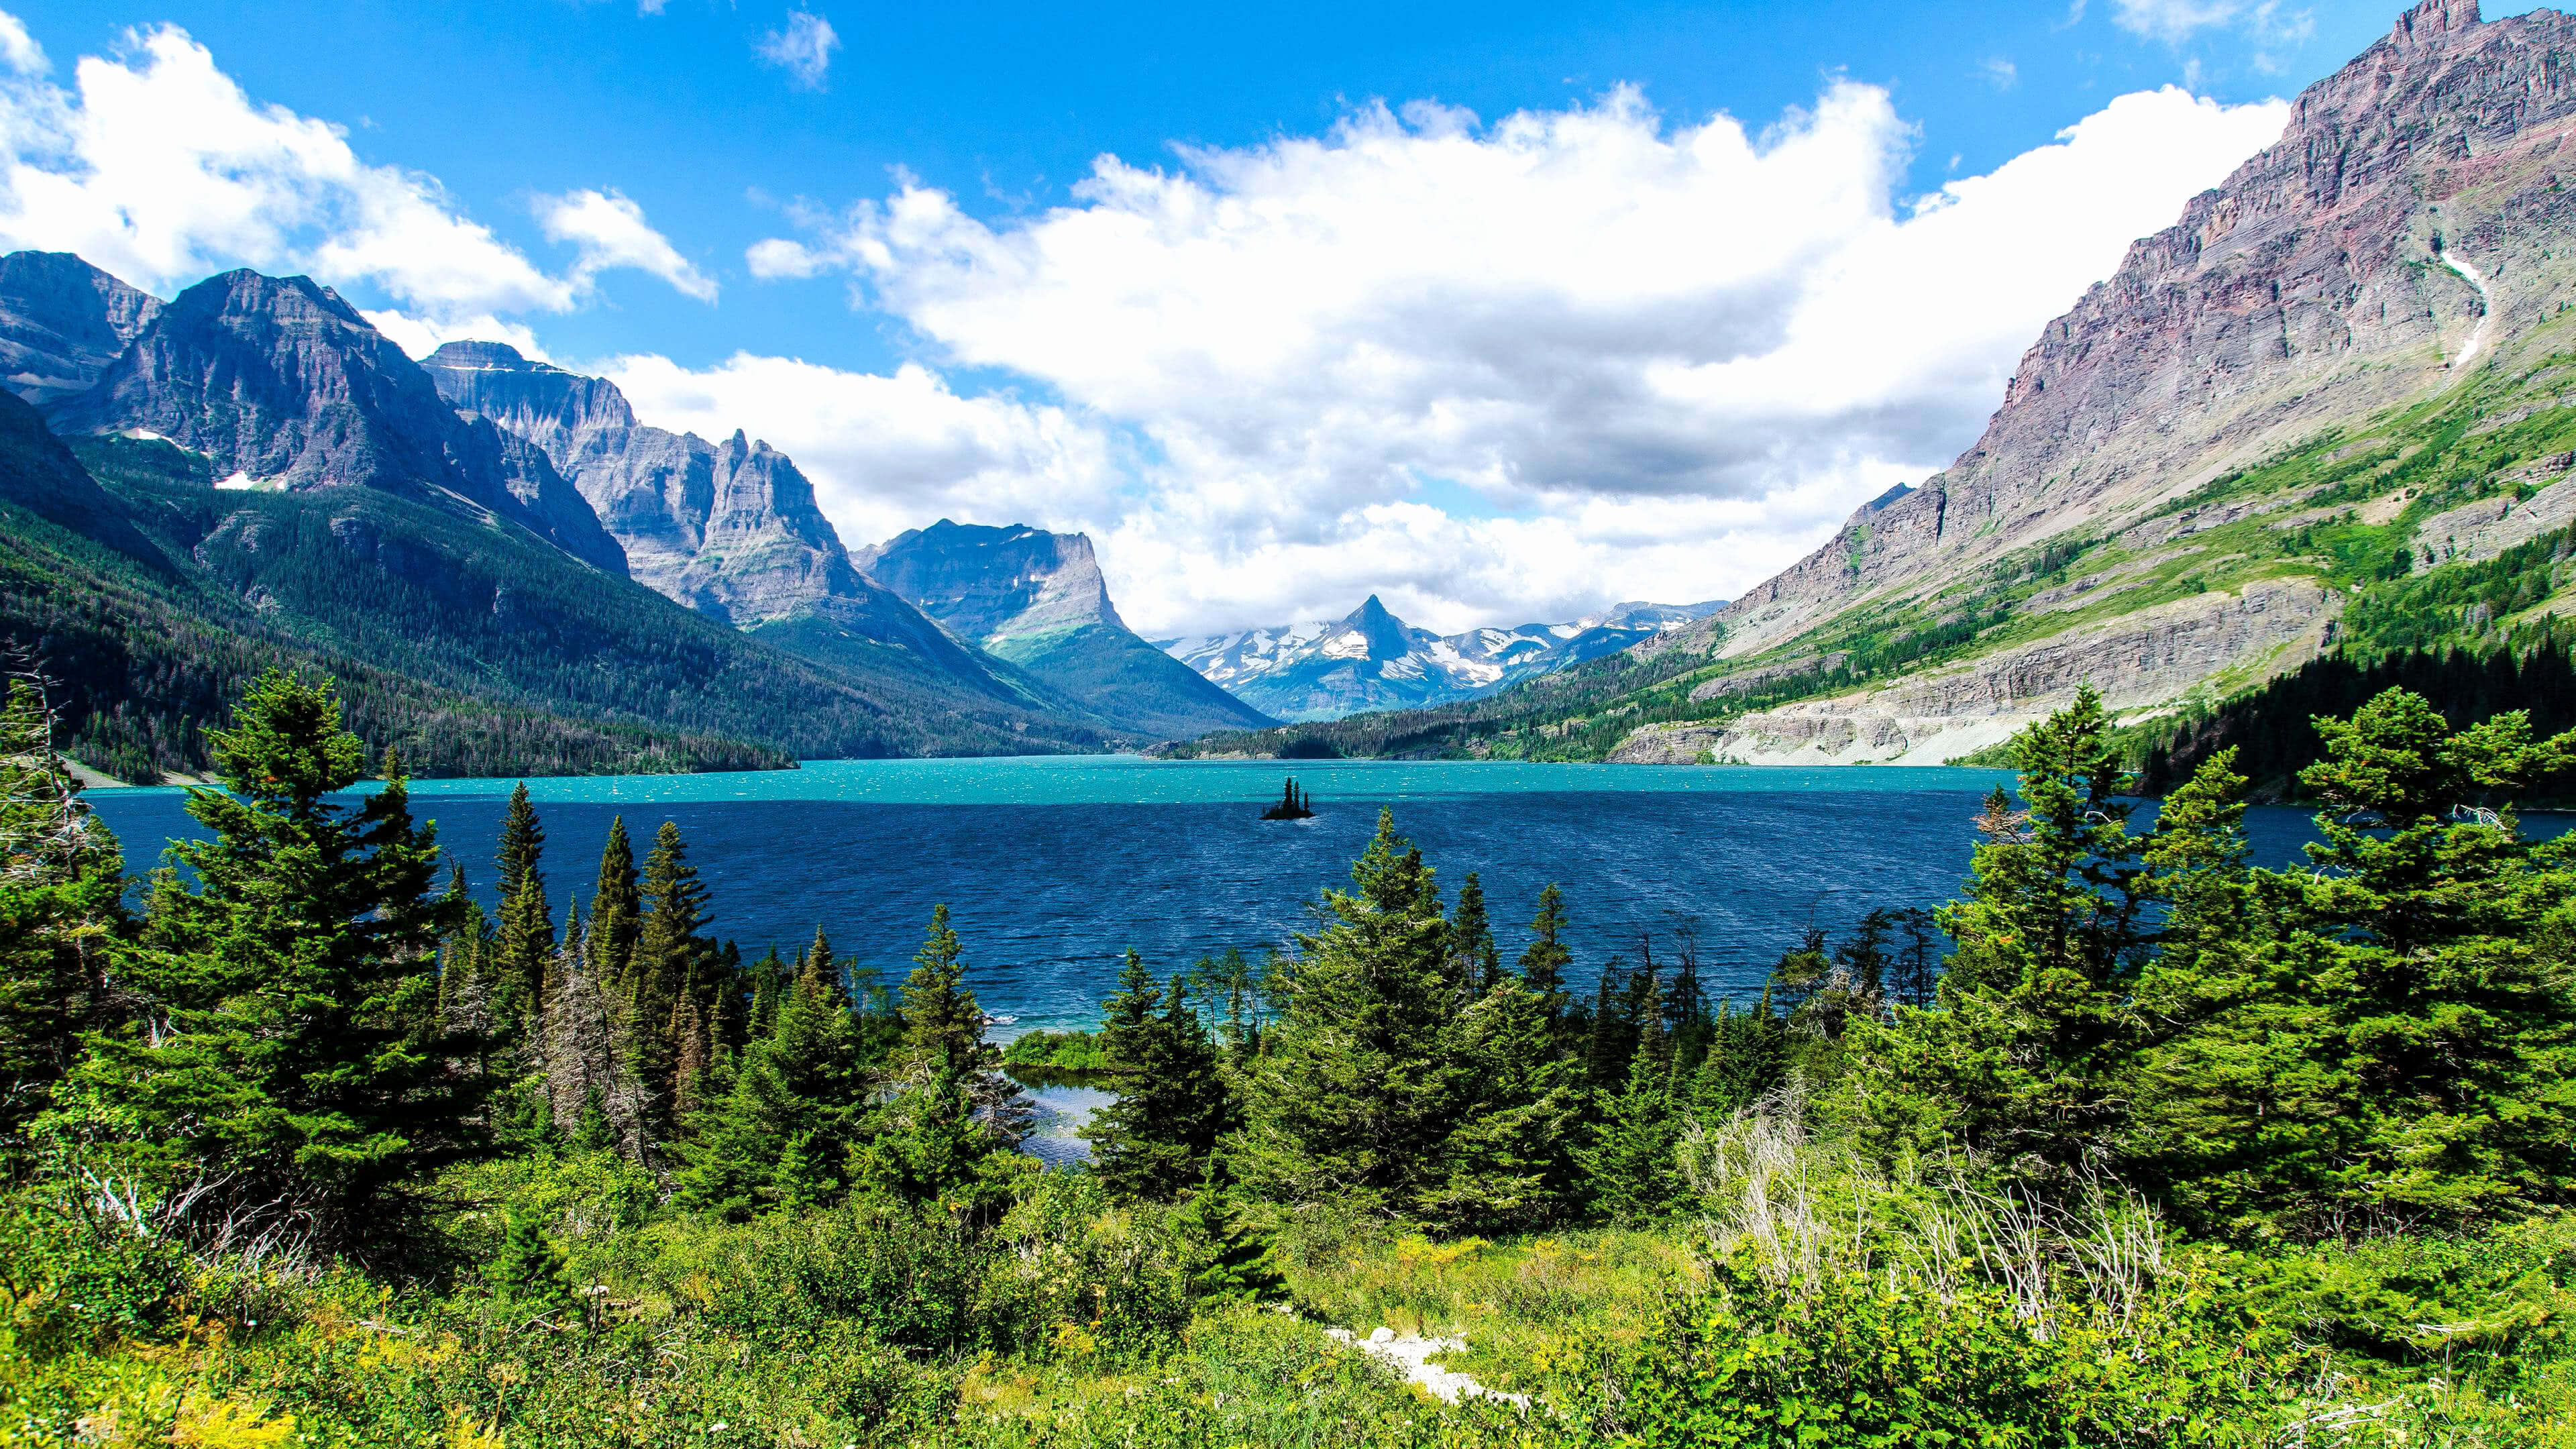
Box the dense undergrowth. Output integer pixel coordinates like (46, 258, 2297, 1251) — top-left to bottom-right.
(7, 667, 2576, 1444)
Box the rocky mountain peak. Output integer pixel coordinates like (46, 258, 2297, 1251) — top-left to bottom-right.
(859, 521, 1122, 645)
(424, 339, 637, 447)
(1345, 594, 1418, 661)
(44, 266, 625, 574)
(0, 251, 164, 404)
(2393, 0, 2478, 47)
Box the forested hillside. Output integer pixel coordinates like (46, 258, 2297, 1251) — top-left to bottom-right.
(5, 667, 2571, 1443)
(0, 395, 1129, 780)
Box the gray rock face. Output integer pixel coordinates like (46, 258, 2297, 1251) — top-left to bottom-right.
(860, 521, 1275, 738)
(425, 341, 864, 625)
(44, 270, 625, 574)
(1620, 0, 2576, 757)
(422, 343, 1058, 706)
(1172, 596, 1723, 722)
(1615, 579, 2342, 765)
(0, 252, 162, 405)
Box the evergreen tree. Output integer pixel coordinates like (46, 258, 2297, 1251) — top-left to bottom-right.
(1082, 949, 1232, 1201)
(1837, 687, 2154, 1178)
(488, 1205, 575, 1313)
(676, 949, 868, 1217)
(585, 816, 640, 984)
(1581, 970, 1681, 1220)
(1421, 971, 1586, 1234)
(1175, 1159, 1285, 1305)
(1448, 871, 1501, 1005)
(1236, 811, 1456, 1215)
(0, 678, 129, 1128)
(628, 820, 711, 1131)
(493, 782, 551, 1018)
(1584, 960, 1637, 1093)
(2127, 694, 2576, 1232)
(853, 906, 1027, 1210)
(1185, 947, 1265, 1057)
(1688, 992, 1788, 1122)
(1517, 883, 1575, 1017)
(76, 671, 478, 1250)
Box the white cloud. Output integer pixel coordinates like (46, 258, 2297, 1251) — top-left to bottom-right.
(601, 352, 1122, 553)
(755, 11, 837, 91)
(364, 307, 553, 363)
(748, 83, 2288, 634)
(0, 12, 44, 74)
(537, 188, 716, 301)
(0, 19, 709, 321)
(2110, 0, 2313, 45)
(1981, 56, 2019, 90)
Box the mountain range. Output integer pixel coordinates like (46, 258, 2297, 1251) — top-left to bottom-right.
(0, 252, 1262, 781)
(1162, 596, 1722, 721)
(1171, 0, 2576, 766)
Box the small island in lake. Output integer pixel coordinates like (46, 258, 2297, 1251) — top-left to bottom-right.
(1260, 777, 1318, 819)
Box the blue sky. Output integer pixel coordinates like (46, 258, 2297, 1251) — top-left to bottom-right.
(0, 1, 2512, 633)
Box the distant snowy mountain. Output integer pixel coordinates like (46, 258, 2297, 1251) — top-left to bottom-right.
(1161, 595, 1723, 722)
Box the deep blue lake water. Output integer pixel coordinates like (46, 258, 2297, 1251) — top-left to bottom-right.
(77, 755, 2464, 1036)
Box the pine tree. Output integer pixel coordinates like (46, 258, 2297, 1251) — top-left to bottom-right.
(1582, 971, 1682, 1220)
(1583, 960, 1636, 1093)
(1175, 1159, 1285, 1306)
(1689, 994, 1788, 1122)
(586, 816, 641, 984)
(77, 671, 479, 1251)
(489, 1205, 574, 1312)
(1837, 687, 2154, 1177)
(628, 821, 710, 1132)
(1236, 810, 1455, 1215)
(1517, 883, 1575, 1014)
(677, 951, 867, 1217)
(1082, 949, 1232, 1201)
(852, 905, 1028, 1210)
(493, 783, 551, 1019)
(1449, 871, 1501, 1005)
(0, 678, 128, 1128)
(1421, 971, 1586, 1234)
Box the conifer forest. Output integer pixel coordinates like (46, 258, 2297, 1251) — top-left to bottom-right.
(3, 665, 2576, 1445)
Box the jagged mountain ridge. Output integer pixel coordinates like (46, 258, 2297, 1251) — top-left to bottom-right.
(859, 521, 1275, 738)
(1585, 0, 2576, 765)
(40, 268, 627, 574)
(1167, 595, 1723, 722)
(415, 342, 1055, 714)
(0, 252, 163, 405)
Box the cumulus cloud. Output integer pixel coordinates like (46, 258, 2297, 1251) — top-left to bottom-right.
(2111, 0, 2313, 45)
(0, 12, 44, 74)
(755, 11, 837, 91)
(0, 18, 709, 322)
(746, 83, 2288, 634)
(602, 352, 1122, 553)
(537, 188, 716, 301)
(364, 308, 554, 363)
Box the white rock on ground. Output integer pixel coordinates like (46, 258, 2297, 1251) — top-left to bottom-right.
(1324, 1326, 1529, 1407)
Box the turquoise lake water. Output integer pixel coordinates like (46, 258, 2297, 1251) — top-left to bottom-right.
(85, 754, 2414, 1038)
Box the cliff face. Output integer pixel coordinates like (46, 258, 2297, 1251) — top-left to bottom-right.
(45, 271, 626, 573)
(423, 341, 875, 625)
(861, 521, 1275, 738)
(1676, 0, 2576, 661)
(1625, 0, 2576, 760)
(0, 252, 163, 405)
(421, 341, 1052, 702)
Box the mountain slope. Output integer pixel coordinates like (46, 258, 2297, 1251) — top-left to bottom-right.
(43, 268, 627, 573)
(419, 341, 1091, 716)
(1232, 0, 2576, 766)
(859, 521, 1274, 738)
(0, 252, 162, 405)
(1165, 596, 1723, 722)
